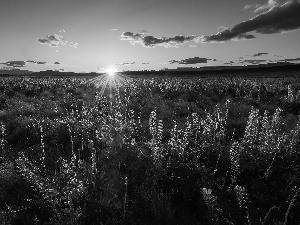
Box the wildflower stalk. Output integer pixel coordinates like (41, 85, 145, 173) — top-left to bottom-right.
(229, 142, 241, 183)
(262, 205, 279, 225)
(67, 123, 74, 156)
(39, 122, 45, 169)
(287, 84, 294, 103)
(123, 176, 128, 220)
(0, 122, 6, 158)
(149, 109, 163, 163)
(234, 185, 251, 225)
(265, 135, 286, 179)
(284, 187, 299, 225)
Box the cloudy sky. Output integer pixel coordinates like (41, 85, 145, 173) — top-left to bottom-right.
(0, 0, 300, 72)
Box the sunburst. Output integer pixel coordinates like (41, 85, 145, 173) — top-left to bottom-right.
(105, 67, 118, 77)
(89, 67, 130, 100)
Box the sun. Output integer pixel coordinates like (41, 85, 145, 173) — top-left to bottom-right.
(89, 66, 131, 100)
(105, 67, 118, 76)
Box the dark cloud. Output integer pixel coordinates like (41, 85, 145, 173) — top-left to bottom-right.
(37, 34, 68, 47)
(200, 30, 256, 43)
(279, 57, 300, 61)
(121, 31, 143, 39)
(169, 57, 208, 65)
(240, 59, 268, 64)
(0, 61, 26, 67)
(27, 60, 61, 65)
(37, 34, 78, 48)
(252, 52, 268, 57)
(121, 31, 198, 48)
(26, 60, 36, 63)
(142, 62, 150, 64)
(201, 1, 300, 43)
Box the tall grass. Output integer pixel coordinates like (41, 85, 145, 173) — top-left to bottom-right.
(0, 76, 299, 224)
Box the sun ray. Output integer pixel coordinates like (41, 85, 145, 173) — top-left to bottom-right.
(88, 69, 132, 100)
(105, 67, 118, 77)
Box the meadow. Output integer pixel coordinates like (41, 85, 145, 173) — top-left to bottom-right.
(0, 75, 300, 225)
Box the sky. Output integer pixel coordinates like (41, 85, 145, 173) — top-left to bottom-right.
(0, 0, 300, 73)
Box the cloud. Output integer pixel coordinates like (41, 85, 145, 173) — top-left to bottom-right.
(244, 4, 255, 11)
(37, 34, 68, 47)
(279, 57, 300, 61)
(254, 0, 277, 14)
(37, 34, 78, 48)
(69, 42, 78, 48)
(36, 61, 47, 64)
(244, 0, 287, 14)
(189, 45, 197, 48)
(240, 59, 268, 64)
(169, 57, 208, 65)
(139, 30, 150, 34)
(201, 1, 300, 43)
(26, 60, 61, 65)
(0, 61, 26, 67)
(223, 61, 235, 65)
(217, 26, 229, 30)
(26, 60, 47, 65)
(26, 60, 36, 63)
(142, 62, 150, 65)
(200, 30, 256, 43)
(121, 31, 198, 48)
(252, 52, 268, 57)
(114, 62, 136, 66)
(111, 28, 118, 31)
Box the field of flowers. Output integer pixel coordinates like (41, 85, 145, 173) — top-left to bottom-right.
(0, 75, 300, 225)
